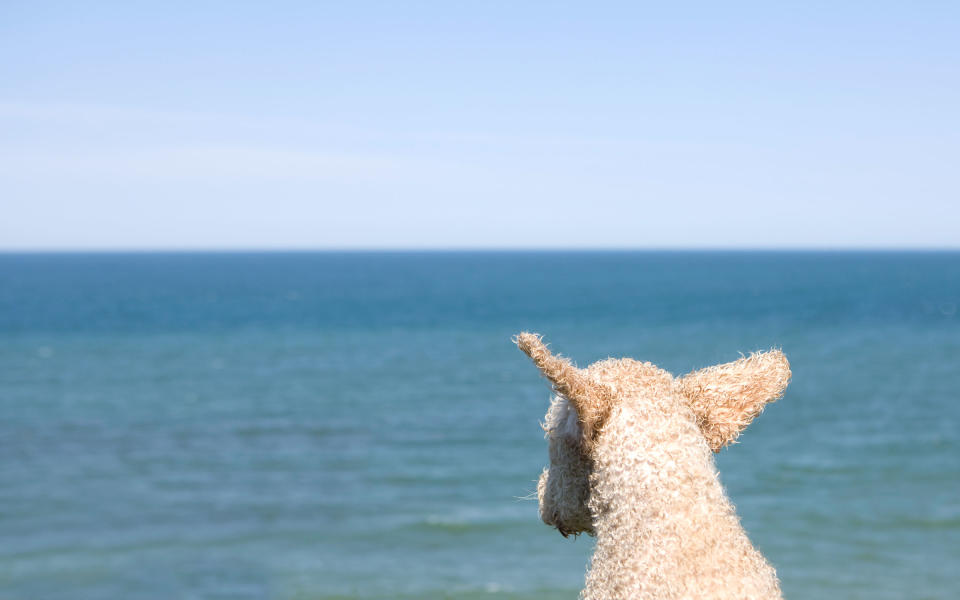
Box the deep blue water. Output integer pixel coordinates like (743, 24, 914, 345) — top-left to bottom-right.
(1, 251, 958, 599)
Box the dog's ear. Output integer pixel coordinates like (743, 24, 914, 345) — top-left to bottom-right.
(679, 350, 790, 452)
(514, 332, 615, 449)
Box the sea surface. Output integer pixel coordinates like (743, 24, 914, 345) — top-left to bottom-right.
(1, 251, 958, 599)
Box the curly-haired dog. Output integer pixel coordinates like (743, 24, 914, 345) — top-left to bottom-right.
(516, 333, 790, 600)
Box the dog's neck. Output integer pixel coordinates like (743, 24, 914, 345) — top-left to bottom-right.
(581, 399, 783, 600)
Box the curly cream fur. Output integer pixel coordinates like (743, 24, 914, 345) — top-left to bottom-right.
(515, 332, 791, 600)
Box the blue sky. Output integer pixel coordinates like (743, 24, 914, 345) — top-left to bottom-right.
(2, 1, 958, 249)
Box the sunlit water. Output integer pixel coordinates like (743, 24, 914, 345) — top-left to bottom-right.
(1, 251, 957, 599)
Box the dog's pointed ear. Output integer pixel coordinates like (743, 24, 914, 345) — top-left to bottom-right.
(678, 350, 791, 452)
(514, 332, 615, 448)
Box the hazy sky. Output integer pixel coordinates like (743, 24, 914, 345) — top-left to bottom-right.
(2, 2, 958, 249)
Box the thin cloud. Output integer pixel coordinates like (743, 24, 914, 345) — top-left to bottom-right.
(0, 144, 464, 183)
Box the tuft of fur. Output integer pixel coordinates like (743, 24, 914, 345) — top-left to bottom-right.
(516, 333, 791, 600)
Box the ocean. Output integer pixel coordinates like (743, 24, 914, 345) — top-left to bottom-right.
(1, 251, 957, 599)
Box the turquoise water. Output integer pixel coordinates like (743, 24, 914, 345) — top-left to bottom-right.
(1, 251, 958, 599)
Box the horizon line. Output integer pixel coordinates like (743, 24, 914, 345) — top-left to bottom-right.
(1, 246, 959, 254)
